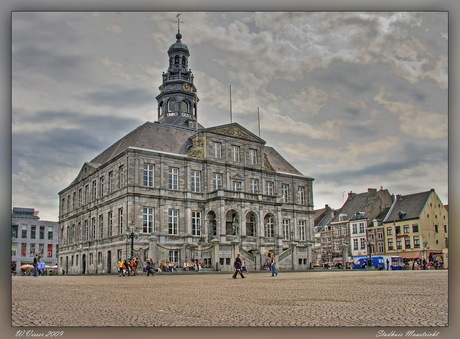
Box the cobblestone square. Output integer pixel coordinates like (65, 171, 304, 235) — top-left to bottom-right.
(11, 270, 447, 327)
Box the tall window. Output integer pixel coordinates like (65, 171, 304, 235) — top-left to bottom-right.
(360, 238, 366, 250)
(30, 225, 36, 239)
(48, 226, 53, 240)
(297, 186, 305, 204)
(212, 142, 222, 159)
(169, 167, 179, 190)
(191, 170, 201, 192)
(168, 209, 179, 235)
(21, 225, 27, 238)
(212, 173, 223, 190)
(359, 222, 365, 233)
(84, 221, 89, 241)
(143, 164, 154, 187)
(396, 238, 402, 250)
(249, 149, 257, 165)
(78, 188, 83, 206)
(99, 177, 104, 197)
(91, 218, 96, 240)
(108, 212, 113, 237)
(11, 225, 18, 238)
(412, 224, 419, 233)
(281, 184, 289, 203)
(413, 236, 420, 248)
(265, 215, 274, 237)
(99, 215, 104, 239)
(231, 145, 240, 162)
(352, 224, 358, 234)
(119, 165, 125, 189)
(249, 178, 259, 194)
(266, 181, 274, 195)
(283, 219, 290, 240)
(192, 211, 201, 236)
(143, 208, 154, 233)
(387, 238, 394, 250)
(92, 180, 97, 201)
(353, 238, 359, 250)
(39, 226, 45, 240)
(298, 220, 306, 241)
(118, 208, 124, 235)
(108, 172, 114, 193)
(232, 180, 242, 192)
(404, 237, 411, 249)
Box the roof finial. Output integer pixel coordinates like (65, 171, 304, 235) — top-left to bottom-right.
(176, 13, 183, 40)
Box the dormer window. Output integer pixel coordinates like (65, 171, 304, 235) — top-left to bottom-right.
(398, 211, 407, 220)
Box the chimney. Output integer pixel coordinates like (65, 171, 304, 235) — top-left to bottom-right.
(348, 191, 355, 199)
(368, 188, 377, 194)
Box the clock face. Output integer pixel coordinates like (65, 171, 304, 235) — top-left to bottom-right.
(183, 83, 191, 91)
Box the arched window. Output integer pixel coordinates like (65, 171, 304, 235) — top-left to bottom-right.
(174, 55, 180, 64)
(168, 99, 177, 112)
(182, 56, 186, 66)
(181, 101, 189, 113)
(225, 210, 239, 235)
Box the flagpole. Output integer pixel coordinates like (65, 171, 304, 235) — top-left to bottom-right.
(258, 107, 261, 137)
(229, 85, 232, 123)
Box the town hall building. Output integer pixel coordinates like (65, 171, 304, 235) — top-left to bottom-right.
(57, 27, 315, 274)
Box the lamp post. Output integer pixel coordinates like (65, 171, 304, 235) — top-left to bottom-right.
(365, 238, 373, 270)
(127, 227, 138, 259)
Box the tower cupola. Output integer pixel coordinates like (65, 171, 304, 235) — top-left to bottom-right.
(156, 15, 199, 129)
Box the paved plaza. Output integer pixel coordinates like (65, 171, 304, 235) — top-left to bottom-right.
(11, 270, 447, 327)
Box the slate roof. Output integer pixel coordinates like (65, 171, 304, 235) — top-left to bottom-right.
(384, 190, 432, 223)
(88, 121, 306, 177)
(331, 192, 369, 223)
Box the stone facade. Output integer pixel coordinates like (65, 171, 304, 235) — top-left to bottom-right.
(57, 29, 315, 274)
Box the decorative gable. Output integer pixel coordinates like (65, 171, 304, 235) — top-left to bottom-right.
(205, 123, 265, 144)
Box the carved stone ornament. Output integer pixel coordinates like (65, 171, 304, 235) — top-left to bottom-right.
(188, 136, 205, 158)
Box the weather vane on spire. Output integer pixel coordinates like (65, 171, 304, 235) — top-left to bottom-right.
(176, 13, 184, 35)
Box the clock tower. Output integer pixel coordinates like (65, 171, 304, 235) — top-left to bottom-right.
(156, 24, 199, 129)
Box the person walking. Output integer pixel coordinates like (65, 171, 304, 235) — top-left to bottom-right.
(39, 260, 46, 276)
(232, 253, 245, 279)
(118, 258, 125, 277)
(146, 258, 155, 276)
(270, 253, 278, 277)
(33, 254, 39, 277)
(123, 259, 131, 277)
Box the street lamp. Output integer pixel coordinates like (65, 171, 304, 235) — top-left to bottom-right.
(127, 227, 138, 259)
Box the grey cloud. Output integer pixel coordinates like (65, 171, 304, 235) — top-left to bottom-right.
(82, 85, 154, 108)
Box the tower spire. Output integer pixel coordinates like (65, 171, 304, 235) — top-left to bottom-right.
(176, 13, 183, 39)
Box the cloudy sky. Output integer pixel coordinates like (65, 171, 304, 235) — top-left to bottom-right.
(12, 12, 448, 221)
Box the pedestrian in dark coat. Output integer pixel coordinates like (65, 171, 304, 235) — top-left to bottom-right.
(146, 258, 155, 276)
(232, 253, 245, 279)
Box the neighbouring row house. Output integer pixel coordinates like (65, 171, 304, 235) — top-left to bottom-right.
(315, 188, 448, 268)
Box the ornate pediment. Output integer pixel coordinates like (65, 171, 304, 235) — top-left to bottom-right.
(72, 162, 100, 184)
(205, 123, 265, 144)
